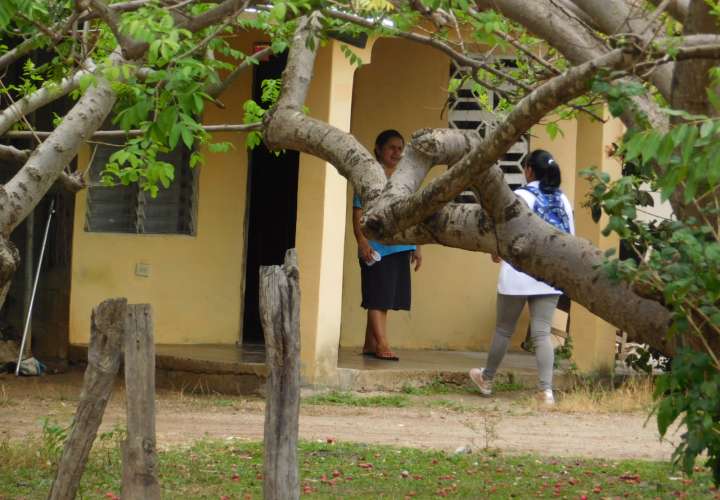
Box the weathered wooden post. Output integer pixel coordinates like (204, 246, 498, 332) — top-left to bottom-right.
(48, 298, 127, 500)
(259, 249, 301, 500)
(121, 304, 160, 499)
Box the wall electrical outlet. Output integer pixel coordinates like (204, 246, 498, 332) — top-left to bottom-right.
(135, 262, 151, 277)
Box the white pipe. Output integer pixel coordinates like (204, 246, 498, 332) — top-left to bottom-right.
(15, 199, 54, 376)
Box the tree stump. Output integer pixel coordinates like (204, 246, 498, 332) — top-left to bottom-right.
(48, 298, 127, 500)
(121, 304, 160, 499)
(260, 249, 301, 500)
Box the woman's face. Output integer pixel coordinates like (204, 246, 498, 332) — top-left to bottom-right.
(376, 137, 404, 168)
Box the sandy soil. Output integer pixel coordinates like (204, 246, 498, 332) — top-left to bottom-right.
(0, 370, 678, 461)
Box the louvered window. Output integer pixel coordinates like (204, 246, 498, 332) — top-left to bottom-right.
(449, 58, 529, 189)
(85, 141, 197, 235)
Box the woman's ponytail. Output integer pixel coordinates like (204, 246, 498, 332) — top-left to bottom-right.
(527, 149, 561, 193)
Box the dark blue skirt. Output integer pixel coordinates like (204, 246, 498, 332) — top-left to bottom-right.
(359, 250, 412, 311)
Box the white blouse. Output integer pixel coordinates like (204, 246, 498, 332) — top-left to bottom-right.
(497, 181, 575, 296)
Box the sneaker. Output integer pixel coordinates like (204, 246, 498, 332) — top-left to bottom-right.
(536, 389, 555, 406)
(469, 368, 493, 396)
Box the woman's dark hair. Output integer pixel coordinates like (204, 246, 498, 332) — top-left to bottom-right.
(374, 129, 404, 160)
(525, 149, 561, 193)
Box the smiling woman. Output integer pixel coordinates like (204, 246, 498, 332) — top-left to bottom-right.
(351, 129, 422, 361)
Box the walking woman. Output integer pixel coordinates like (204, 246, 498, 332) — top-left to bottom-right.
(352, 129, 422, 361)
(469, 149, 574, 404)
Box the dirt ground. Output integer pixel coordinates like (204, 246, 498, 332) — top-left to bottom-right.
(0, 369, 678, 461)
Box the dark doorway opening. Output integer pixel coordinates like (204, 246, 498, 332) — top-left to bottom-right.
(241, 50, 299, 345)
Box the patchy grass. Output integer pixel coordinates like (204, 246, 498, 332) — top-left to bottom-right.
(0, 437, 716, 499)
(552, 376, 655, 414)
(401, 375, 527, 397)
(401, 379, 465, 396)
(303, 391, 410, 408)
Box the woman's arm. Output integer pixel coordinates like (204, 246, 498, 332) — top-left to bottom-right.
(411, 245, 423, 271)
(352, 207, 375, 263)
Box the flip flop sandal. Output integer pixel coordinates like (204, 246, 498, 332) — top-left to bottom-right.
(361, 351, 375, 357)
(373, 352, 400, 361)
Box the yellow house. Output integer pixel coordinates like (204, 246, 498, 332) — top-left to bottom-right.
(67, 31, 624, 387)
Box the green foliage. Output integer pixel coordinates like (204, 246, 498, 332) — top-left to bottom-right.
(38, 417, 70, 466)
(591, 78, 647, 119)
(654, 350, 720, 483)
(340, 44, 364, 67)
(583, 93, 720, 480)
(554, 333, 574, 365)
(545, 121, 562, 140)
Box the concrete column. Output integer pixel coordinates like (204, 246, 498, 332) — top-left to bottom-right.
(296, 42, 371, 384)
(570, 110, 624, 373)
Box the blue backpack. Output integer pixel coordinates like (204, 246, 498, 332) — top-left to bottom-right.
(518, 185, 571, 233)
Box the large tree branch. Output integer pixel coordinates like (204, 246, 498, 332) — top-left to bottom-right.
(0, 145, 85, 192)
(667, 0, 720, 224)
(0, 39, 37, 75)
(362, 47, 641, 240)
(86, 0, 149, 60)
(264, 15, 388, 204)
(0, 68, 92, 138)
(3, 122, 261, 140)
(475, 0, 667, 131)
(648, 0, 689, 21)
(671, 0, 719, 117)
(0, 144, 29, 165)
(571, 0, 674, 100)
(0, 54, 119, 234)
(178, 0, 249, 32)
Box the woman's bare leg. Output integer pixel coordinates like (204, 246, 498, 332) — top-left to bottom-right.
(362, 311, 376, 354)
(368, 309, 394, 355)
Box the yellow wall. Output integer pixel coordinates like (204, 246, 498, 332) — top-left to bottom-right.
(339, 38, 580, 352)
(69, 33, 259, 345)
(569, 111, 624, 372)
(295, 41, 373, 384)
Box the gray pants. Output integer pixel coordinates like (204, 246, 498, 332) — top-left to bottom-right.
(484, 294, 559, 391)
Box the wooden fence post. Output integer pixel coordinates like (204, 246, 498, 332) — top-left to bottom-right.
(121, 304, 160, 499)
(260, 249, 301, 500)
(48, 298, 127, 500)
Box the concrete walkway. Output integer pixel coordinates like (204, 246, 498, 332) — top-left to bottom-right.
(69, 343, 573, 394)
(335, 347, 571, 391)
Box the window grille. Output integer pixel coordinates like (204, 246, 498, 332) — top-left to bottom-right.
(449, 59, 529, 189)
(85, 141, 197, 235)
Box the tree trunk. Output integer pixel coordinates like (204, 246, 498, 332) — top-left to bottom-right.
(260, 249, 301, 500)
(121, 304, 160, 500)
(0, 236, 19, 314)
(48, 298, 127, 500)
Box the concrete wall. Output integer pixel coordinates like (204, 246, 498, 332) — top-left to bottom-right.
(295, 41, 371, 383)
(339, 38, 581, 352)
(569, 111, 624, 372)
(69, 32, 259, 345)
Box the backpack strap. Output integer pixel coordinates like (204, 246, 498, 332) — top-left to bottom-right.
(517, 184, 540, 197)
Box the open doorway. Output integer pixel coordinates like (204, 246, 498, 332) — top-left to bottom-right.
(241, 50, 299, 345)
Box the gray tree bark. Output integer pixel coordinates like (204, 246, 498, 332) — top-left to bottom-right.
(48, 298, 127, 500)
(121, 304, 160, 500)
(259, 249, 301, 500)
